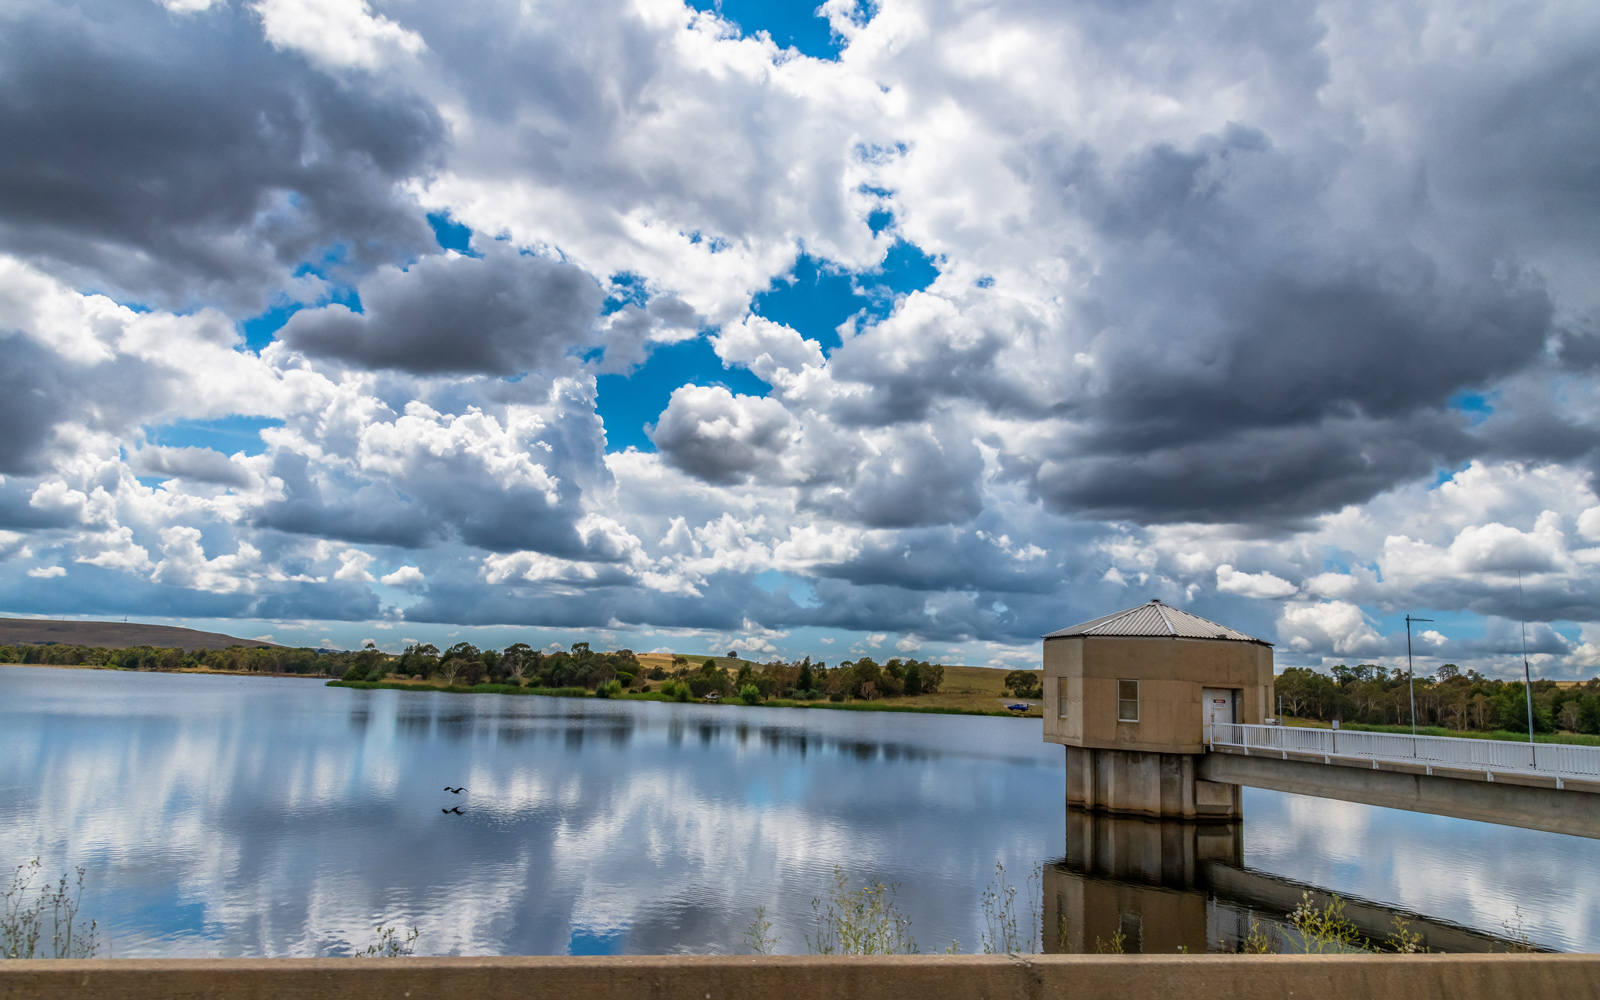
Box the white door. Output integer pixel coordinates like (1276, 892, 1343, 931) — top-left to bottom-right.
(1202, 688, 1235, 730)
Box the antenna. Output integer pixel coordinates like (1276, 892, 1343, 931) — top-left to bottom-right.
(1519, 571, 1534, 745)
(1404, 614, 1433, 735)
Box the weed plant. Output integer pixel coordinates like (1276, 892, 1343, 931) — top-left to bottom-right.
(358, 924, 420, 957)
(744, 906, 779, 955)
(806, 868, 920, 955)
(2, 860, 99, 959)
(980, 862, 1042, 954)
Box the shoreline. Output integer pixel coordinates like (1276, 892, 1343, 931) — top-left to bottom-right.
(328, 678, 1037, 718)
(0, 663, 1040, 718)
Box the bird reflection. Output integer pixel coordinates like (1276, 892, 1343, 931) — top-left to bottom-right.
(441, 806, 463, 815)
(444, 786, 465, 793)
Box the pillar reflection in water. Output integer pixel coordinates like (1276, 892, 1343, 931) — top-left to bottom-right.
(1044, 809, 1512, 954)
(1046, 809, 1241, 954)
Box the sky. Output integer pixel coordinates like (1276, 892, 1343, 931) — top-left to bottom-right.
(0, 0, 1597, 675)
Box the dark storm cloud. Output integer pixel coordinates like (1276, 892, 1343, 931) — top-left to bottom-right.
(650, 386, 793, 485)
(800, 424, 984, 528)
(247, 582, 384, 622)
(282, 247, 605, 375)
(0, 330, 181, 477)
(131, 446, 253, 488)
(1028, 413, 1472, 525)
(0, 334, 73, 475)
(1000, 124, 1556, 524)
(810, 527, 1062, 594)
(0, 0, 441, 309)
(825, 322, 1017, 427)
(252, 443, 597, 555)
(402, 572, 796, 631)
(252, 454, 439, 549)
(0, 563, 256, 619)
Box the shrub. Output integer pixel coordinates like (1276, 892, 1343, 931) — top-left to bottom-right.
(739, 683, 763, 705)
(341, 665, 368, 682)
(674, 684, 691, 702)
(596, 679, 623, 699)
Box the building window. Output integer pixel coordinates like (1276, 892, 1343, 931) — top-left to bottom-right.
(1117, 679, 1139, 722)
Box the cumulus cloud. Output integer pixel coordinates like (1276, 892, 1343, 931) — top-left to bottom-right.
(651, 386, 794, 485)
(1215, 564, 1297, 600)
(252, 0, 426, 72)
(131, 446, 253, 488)
(1278, 601, 1387, 658)
(380, 565, 426, 588)
(0, 0, 440, 309)
(0, 0, 1597, 675)
(282, 247, 605, 375)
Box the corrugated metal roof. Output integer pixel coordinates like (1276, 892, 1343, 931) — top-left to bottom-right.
(1043, 600, 1270, 645)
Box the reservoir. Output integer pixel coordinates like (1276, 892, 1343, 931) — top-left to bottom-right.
(1, 665, 1596, 956)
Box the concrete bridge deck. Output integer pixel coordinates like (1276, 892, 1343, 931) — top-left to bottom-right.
(1202, 724, 1600, 839)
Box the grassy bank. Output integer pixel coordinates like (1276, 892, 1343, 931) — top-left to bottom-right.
(1281, 716, 1600, 747)
(327, 678, 1031, 718)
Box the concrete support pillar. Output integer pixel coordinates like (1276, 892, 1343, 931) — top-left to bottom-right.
(1064, 745, 1240, 820)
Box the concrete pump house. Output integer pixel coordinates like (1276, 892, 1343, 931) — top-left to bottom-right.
(1042, 600, 1276, 820)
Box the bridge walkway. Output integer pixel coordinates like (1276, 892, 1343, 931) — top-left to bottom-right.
(1200, 723, 1600, 839)
(1206, 723, 1600, 789)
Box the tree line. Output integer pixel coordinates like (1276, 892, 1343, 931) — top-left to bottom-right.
(364, 645, 946, 703)
(1275, 663, 1600, 734)
(1, 640, 946, 703)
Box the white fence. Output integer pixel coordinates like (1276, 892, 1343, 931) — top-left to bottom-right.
(1205, 723, 1600, 784)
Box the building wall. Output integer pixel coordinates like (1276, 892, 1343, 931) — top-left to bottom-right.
(1044, 635, 1274, 754)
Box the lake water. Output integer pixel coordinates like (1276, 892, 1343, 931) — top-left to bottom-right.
(1, 665, 1596, 956)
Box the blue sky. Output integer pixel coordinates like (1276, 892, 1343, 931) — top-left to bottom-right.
(0, 0, 1597, 676)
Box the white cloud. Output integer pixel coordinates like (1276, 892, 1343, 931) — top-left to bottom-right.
(252, 0, 424, 71)
(333, 550, 375, 583)
(1278, 601, 1387, 658)
(0, 0, 1595, 681)
(27, 565, 66, 578)
(380, 566, 426, 589)
(1215, 564, 1298, 599)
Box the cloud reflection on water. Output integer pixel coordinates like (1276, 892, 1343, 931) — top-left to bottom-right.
(2, 666, 1597, 956)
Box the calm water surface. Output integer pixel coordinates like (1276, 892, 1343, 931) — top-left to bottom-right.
(1, 666, 1595, 955)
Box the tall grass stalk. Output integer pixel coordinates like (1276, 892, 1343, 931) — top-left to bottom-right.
(2, 860, 99, 959)
(980, 862, 1042, 954)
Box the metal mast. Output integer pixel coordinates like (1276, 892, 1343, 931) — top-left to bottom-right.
(1519, 571, 1534, 744)
(1405, 614, 1432, 735)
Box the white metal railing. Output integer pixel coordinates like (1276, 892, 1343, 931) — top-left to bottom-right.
(1205, 723, 1600, 785)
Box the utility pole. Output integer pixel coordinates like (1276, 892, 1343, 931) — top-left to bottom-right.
(1405, 614, 1433, 735)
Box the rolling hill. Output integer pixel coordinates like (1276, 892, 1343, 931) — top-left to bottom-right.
(0, 618, 279, 652)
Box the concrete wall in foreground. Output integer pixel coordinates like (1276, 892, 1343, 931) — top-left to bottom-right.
(3, 955, 1598, 1000)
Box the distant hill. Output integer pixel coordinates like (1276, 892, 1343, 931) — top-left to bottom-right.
(0, 618, 280, 652)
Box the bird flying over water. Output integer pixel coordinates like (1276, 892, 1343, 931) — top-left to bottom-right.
(444, 786, 465, 793)
(441, 806, 463, 815)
